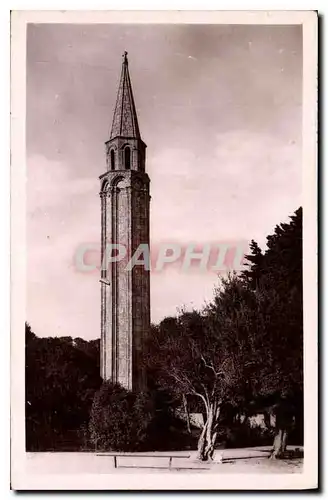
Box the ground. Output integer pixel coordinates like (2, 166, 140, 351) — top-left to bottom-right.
(26, 446, 303, 474)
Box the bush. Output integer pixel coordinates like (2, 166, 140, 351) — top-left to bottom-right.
(218, 421, 274, 449)
(89, 382, 156, 452)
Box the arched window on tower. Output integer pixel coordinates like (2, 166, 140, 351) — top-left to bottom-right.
(110, 149, 115, 170)
(124, 146, 131, 170)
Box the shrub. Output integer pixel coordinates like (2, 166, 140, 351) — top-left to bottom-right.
(219, 421, 274, 449)
(89, 382, 156, 452)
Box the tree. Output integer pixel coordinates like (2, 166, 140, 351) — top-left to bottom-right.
(144, 282, 255, 461)
(242, 208, 302, 293)
(241, 207, 303, 458)
(242, 240, 264, 289)
(25, 325, 102, 450)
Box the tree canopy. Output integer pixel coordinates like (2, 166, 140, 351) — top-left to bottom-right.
(25, 324, 101, 450)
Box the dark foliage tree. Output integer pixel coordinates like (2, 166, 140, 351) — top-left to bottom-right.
(241, 207, 303, 458)
(25, 323, 101, 451)
(241, 239, 264, 289)
(242, 207, 302, 293)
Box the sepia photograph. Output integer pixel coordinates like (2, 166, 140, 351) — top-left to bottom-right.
(10, 10, 318, 490)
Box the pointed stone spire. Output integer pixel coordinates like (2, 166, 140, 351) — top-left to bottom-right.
(110, 52, 141, 140)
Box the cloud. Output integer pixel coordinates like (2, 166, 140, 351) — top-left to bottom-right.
(27, 154, 100, 338)
(150, 130, 301, 245)
(27, 154, 99, 215)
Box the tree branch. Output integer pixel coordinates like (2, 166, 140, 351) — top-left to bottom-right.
(200, 354, 225, 378)
(194, 391, 209, 416)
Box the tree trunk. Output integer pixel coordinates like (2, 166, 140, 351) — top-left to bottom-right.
(270, 428, 288, 459)
(270, 402, 292, 459)
(197, 403, 220, 461)
(182, 394, 191, 434)
(263, 411, 271, 431)
(197, 420, 208, 460)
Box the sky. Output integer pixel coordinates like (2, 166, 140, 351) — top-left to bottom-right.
(26, 23, 302, 340)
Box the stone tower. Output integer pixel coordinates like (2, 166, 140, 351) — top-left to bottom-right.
(99, 52, 150, 391)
